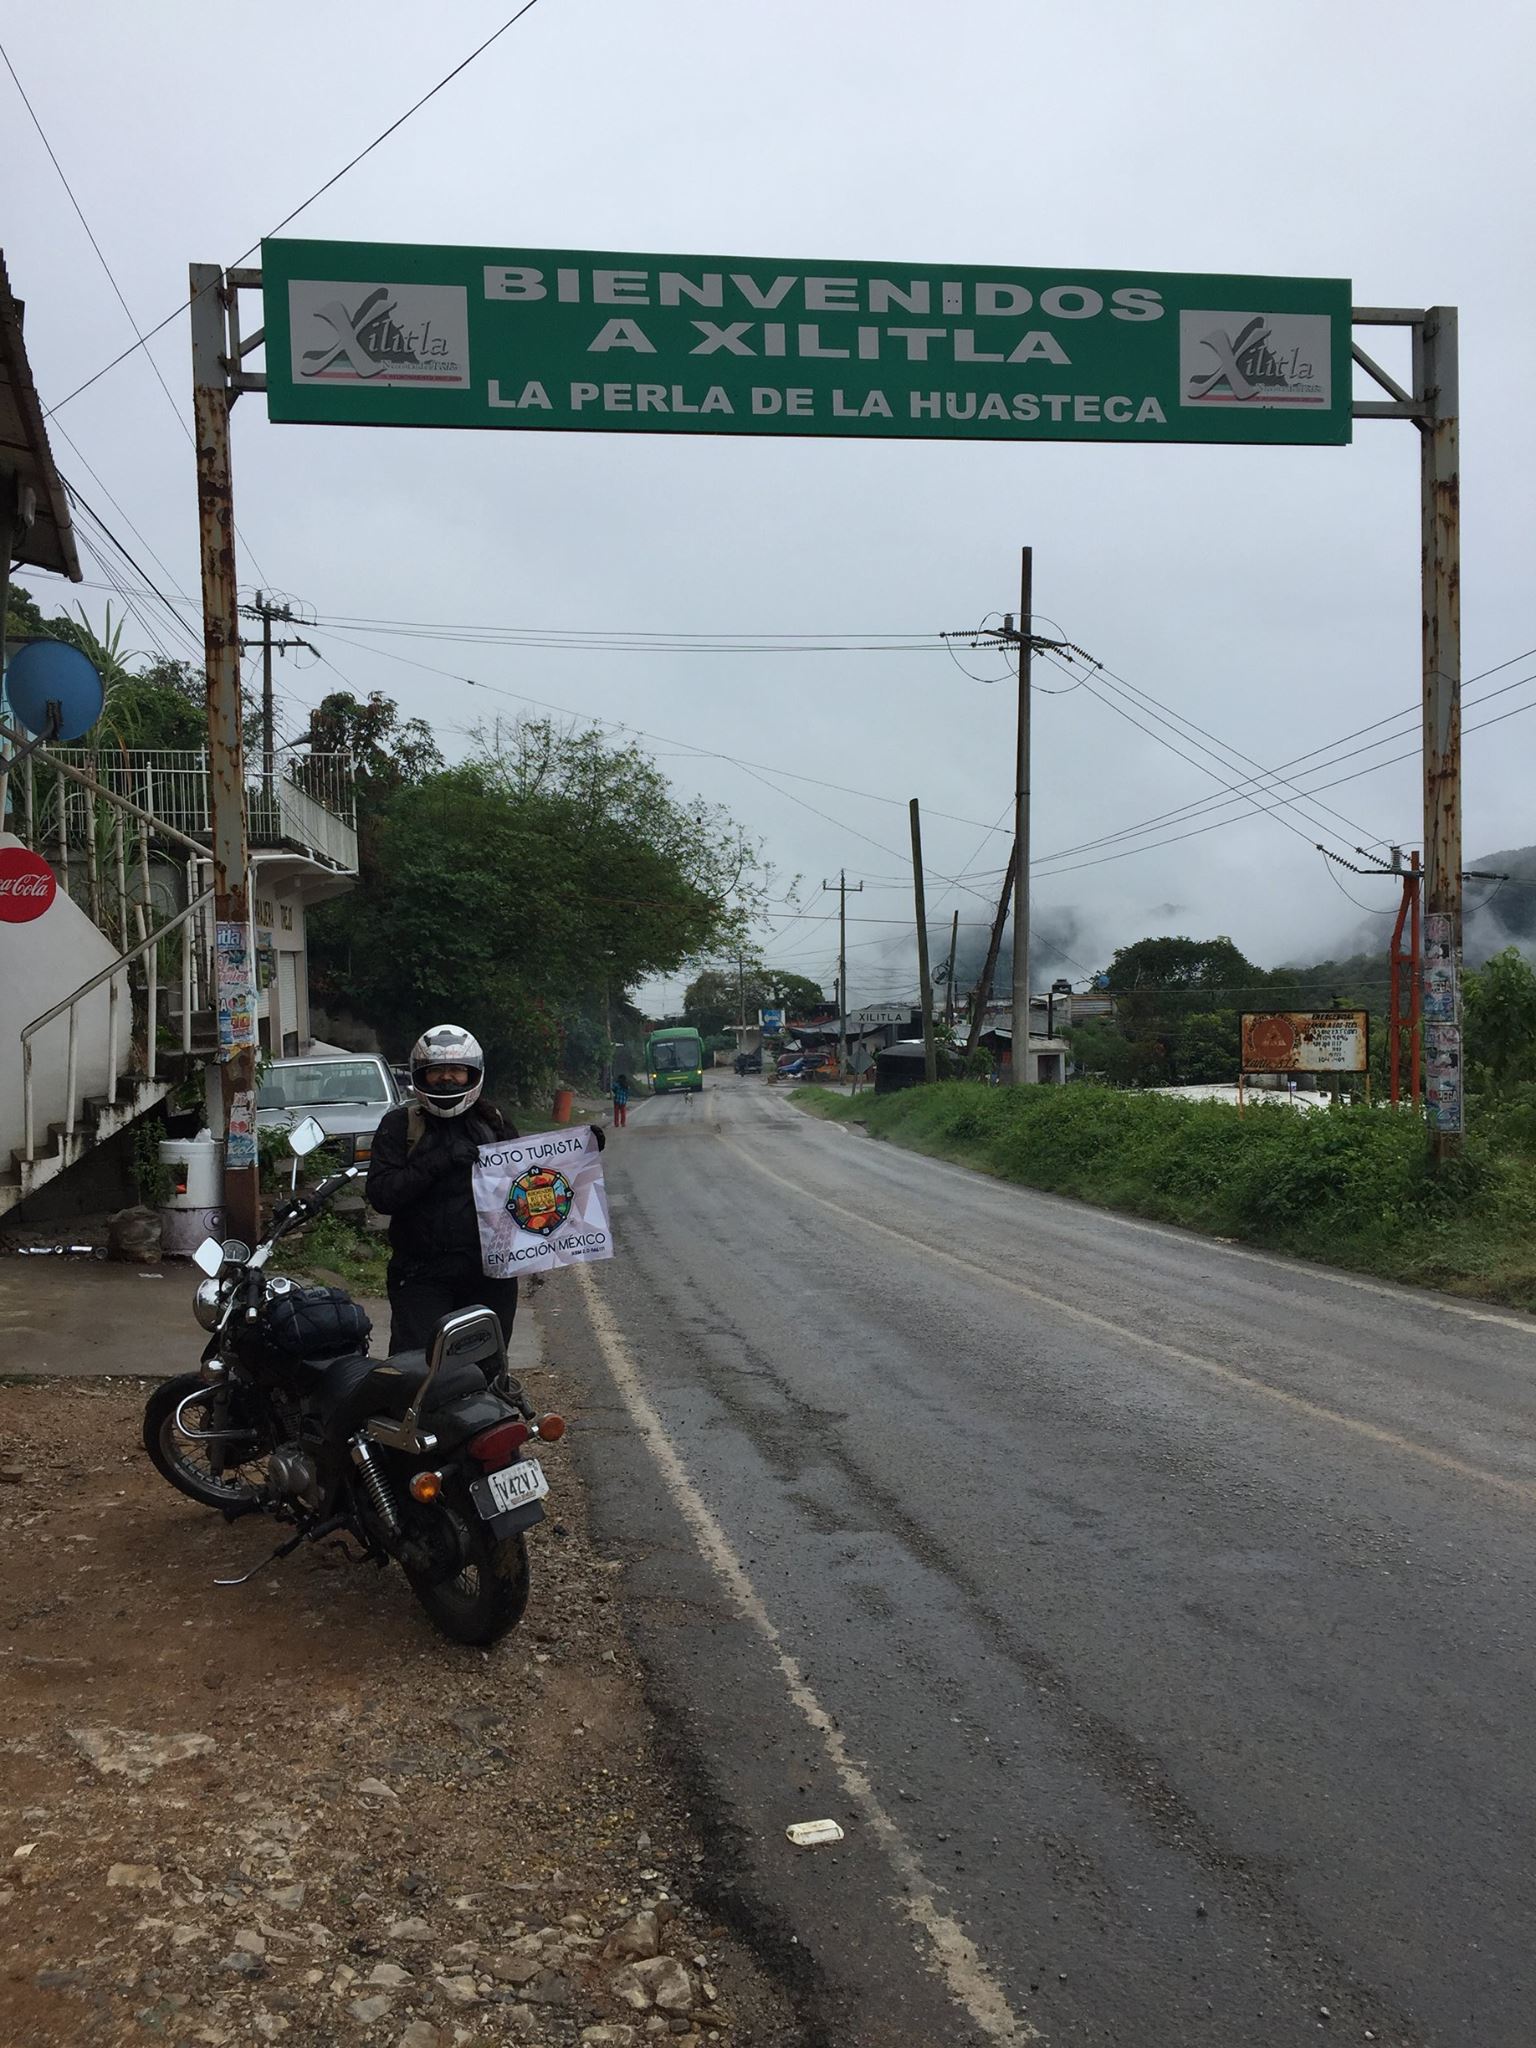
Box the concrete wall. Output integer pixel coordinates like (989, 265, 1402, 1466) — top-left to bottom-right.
(252, 872, 312, 1056)
(0, 833, 128, 1172)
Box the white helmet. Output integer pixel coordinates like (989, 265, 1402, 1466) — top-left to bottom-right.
(409, 1024, 485, 1119)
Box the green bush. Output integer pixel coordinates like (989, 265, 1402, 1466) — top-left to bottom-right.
(805, 1082, 1536, 1309)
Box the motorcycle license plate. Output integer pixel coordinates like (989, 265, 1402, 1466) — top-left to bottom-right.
(477, 1458, 549, 1519)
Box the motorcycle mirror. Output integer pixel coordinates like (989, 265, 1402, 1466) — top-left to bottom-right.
(287, 1115, 327, 1158)
(192, 1237, 224, 1277)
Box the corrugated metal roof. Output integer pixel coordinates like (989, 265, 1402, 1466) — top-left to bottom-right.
(0, 251, 80, 580)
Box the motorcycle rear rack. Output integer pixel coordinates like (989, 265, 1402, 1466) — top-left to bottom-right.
(365, 1305, 507, 1453)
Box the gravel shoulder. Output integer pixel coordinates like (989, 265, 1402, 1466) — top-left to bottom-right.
(0, 1356, 801, 2048)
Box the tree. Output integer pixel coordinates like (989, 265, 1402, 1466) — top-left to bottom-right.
(1097, 934, 1269, 1084)
(307, 718, 759, 1093)
(305, 690, 443, 808)
(1173, 1010, 1242, 1084)
(1464, 948, 1536, 1093)
(1065, 1017, 1165, 1088)
(682, 962, 824, 1036)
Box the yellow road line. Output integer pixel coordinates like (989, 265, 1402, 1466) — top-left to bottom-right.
(721, 1135, 1536, 1513)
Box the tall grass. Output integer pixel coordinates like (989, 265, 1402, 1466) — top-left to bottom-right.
(795, 1083, 1536, 1309)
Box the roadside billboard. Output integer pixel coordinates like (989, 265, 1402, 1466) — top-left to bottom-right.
(1241, 1011, 1368, 1074)
(262, 238, 1352, 447)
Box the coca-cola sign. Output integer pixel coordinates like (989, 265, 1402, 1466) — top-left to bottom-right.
(0, 847, 58, 923)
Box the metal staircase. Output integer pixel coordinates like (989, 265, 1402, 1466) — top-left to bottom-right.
(0, 741, 356, 1219)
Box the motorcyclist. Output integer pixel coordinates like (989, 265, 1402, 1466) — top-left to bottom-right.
(366, 1025, 607, 1353)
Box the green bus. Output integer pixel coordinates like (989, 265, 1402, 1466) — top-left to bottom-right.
(645, 1026, 705, 1094)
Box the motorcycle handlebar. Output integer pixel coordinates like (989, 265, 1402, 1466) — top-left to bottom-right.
(271, 1166, 362, 1234)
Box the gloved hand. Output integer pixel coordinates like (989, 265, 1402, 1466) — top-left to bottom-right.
(589, 1123, 606, 1152)
(445, 1126, 482, 1167)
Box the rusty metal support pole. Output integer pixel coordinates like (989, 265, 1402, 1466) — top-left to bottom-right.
(190, 262, 258, 1243)
(1011, 546, 1033, 1084)
(1410, 850, 1422, 1108)
(1418, 308, 1461, 1157)
(910, 799, 938, 1085)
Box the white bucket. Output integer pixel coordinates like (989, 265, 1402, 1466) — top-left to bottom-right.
(159, 1135, 225, 1258)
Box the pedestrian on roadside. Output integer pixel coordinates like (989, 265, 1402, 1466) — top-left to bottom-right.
(611, 1071, 630, 1128)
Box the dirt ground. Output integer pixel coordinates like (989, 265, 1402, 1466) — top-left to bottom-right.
(0, 1369, 802, 2048)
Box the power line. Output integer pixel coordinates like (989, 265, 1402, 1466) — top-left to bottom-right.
(42, 0, 550, 419)
(1083, 655, 1384, 850)
(1033, 689, 1536, 879)
(305, 620, 1021, 837)
(1032, 650, 1536, 867)
(63, 485, 206, 659)
(1066, 665, 1357, 858)
(0, 36, 190, 441)
(1, 39, 279, 591)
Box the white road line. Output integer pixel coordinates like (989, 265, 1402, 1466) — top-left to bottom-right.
(782, 1105, 1536, 1339)
(576, 1266, 1039, 2047)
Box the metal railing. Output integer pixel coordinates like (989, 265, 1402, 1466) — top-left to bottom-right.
(20, 889, 214, 1167)
(30, 747, 357, 871)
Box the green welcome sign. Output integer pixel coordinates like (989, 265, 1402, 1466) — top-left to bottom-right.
(262, 239, 1352, 447)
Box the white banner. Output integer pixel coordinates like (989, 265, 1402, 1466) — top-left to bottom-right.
(472, 1126, 613, 1279)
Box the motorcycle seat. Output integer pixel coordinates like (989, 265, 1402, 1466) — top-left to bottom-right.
(311, 1351, 491, 1442)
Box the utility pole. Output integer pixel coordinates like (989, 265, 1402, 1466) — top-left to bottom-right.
(909, 799, 938, 1084)
(964, 841, 1015, 1058)
(737, 951, 746, 1029)
(822, 869, 865, 1074)
(190, 263, 258, 1245)
(1418, 309, 1462, 1158)
(943, 909, 960, 1030)
(957, 552, 1072, 1083)
(239, 592, 309, 793)
(1012, 549, 1032, 1083)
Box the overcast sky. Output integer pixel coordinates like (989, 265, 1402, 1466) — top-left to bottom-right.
(7, 0, 1534, 1016)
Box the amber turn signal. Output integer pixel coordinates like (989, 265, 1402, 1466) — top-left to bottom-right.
(408, 1470, 442, 1503)
(537, 1414, 567, 1443)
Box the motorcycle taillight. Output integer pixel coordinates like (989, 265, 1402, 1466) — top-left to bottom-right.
(469, 1419, 530, 1468)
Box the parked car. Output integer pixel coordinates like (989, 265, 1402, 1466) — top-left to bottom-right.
(255, 1052, 401, 1167)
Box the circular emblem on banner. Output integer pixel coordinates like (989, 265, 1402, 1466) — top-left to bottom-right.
(0, 846, 58, 923)
(507, 1166, 574, 1236)
(1246, 1014, 1300, 1069)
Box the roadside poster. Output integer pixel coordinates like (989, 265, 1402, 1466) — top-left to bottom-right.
(1424, 1019, 1465, 1133)
(214, 920, 257, 1059)
(1240, 1011, 1368, 1074)
(225, 1089, 257, 1173)
(473, 1126, 613, 1279)
(1423, 912, 1458, 1022)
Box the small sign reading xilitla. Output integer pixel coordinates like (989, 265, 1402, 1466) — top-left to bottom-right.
(263, 239, 1352, 448)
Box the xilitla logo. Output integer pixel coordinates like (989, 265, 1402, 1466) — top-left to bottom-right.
(1179, 311, 1331, 409)
(288, 280, 470, 388)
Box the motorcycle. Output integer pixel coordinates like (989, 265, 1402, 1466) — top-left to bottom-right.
(142, 1117, 564, 1646)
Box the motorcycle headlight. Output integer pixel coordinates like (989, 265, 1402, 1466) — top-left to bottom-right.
(193, 1276, 223, 1331)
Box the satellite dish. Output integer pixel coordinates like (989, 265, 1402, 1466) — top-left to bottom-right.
(4, 640, 105, 742)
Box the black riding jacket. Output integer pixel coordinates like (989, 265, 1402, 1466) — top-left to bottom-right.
(365, 1100, 516, 1271)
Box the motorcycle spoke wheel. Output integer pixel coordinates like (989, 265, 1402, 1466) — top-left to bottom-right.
(143, 1376, 270, 1511)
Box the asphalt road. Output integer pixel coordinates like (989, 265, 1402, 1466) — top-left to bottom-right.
(548, 1073, 1536, 2048)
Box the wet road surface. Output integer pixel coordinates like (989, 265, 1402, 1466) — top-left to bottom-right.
(549, 1074, 1536, 2046)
